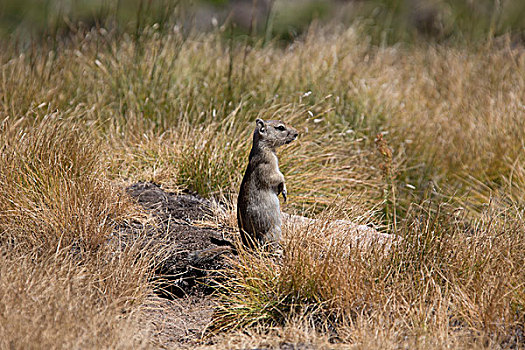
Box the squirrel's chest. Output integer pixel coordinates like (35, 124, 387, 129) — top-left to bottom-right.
(249, 155, 282, 187)
(269, 153, 280, 175)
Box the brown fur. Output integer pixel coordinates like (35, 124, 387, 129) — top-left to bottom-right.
(237, 118, 298, 250)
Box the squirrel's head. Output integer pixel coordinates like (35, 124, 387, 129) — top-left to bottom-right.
(254, 118, 299, 149)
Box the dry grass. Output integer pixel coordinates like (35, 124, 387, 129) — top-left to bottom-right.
(0, 242, 154, 349)
(0, 115, 157, 348)
(0, 20, 523, 349)
(213, 199, 524, 347)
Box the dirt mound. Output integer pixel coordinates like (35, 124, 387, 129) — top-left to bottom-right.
(125, 182, 235, 298)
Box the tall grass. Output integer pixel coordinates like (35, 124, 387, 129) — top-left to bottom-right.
(213, 198, 524, 346)
(0, 115, 157, 347)
(0, 115, 127, 250)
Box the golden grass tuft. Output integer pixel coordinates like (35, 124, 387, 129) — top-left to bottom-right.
(0, 115, 131, 251)
(0, 241, 154, 349)
(0, 115, 156, 348)
(212, 198, 524, 346)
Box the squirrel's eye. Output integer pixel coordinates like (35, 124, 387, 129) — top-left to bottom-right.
(276, 125, 286, 131)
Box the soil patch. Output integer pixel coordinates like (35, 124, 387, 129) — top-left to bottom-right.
(143, 296, 215, 349)
(125, 181, 236, 297)
(117, 182, 237, 346)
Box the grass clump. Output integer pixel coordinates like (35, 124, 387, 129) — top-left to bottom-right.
(0, 115, 156, 348)
(0, 115, 128, 250)
(213, 198, 524, 346)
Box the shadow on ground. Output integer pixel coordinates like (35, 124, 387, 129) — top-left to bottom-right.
(125, 181, 236, 298)
(117, 182, 237, 347)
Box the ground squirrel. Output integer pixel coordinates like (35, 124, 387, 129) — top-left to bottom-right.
(237, 118, 298, 250)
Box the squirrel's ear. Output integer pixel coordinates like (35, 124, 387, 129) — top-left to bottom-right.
(256, 118, 266, 133)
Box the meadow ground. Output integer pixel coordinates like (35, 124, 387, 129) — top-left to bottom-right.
(0, 21, 524, 349)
